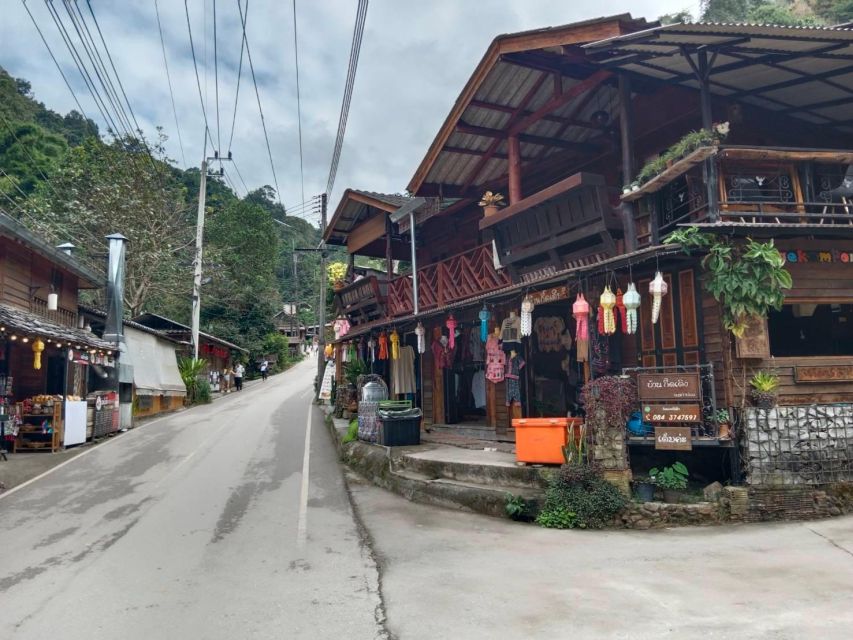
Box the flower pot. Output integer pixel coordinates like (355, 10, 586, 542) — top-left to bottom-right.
(635, 481, 655, 503)
(663, 488, 684, 503)
(333, 280, 345, 291)
(482, 204, 499, 217)
(751, 391, 777, 410)
(718, 422, 732, 440)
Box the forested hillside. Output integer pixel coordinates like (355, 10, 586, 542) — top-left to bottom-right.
(662, 0, 853, 25)
(0, 65, 322, 359)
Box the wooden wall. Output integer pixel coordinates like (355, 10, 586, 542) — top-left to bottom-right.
(0, 237, 81, 319)
(134, 393, 185, 418)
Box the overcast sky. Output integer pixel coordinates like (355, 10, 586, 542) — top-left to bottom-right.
(1, 0, 696, 222)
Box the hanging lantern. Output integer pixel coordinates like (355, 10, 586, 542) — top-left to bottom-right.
(599, 286, 616, 335)
(623, 283, 641, 334)
(32, 338, 45, 370)
(324, 343, 333, 358)
(346, 342, 357, 363)
(445, 314, 458, 350)
(390, 329, 400, 360)
(378, 331, 389, 360)
(572, 293, 590, 363)
(615, 288, 628, 334)
(649, 271, 669, 325)
(367, 337, 376, 362)
(520, 295, 534, 337)
(47, 292, 59, 311)
(414, 322, 426, 354)
(478, 305, 490, 342)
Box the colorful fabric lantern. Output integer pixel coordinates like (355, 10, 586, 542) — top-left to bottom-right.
(478, 305, 490, 342)
(378, 332, 389, 360)
(623, 283, 641, 334)
(346, 342, 357, 363)
(445, 314, 458, 350)
(520, 295, 534, 337)
(367, 337, 376, 362)
(390, 329, 400, 360)
(324, 343, 333, 358)
(572, 293, 590, 363)
(649, 271, 668, 324)
(32, 338, 45, 370)
(415, 322, 426, 354)
(599, 286, 616, 335)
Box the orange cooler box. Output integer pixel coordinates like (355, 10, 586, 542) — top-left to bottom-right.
(512, 417, 584, 464)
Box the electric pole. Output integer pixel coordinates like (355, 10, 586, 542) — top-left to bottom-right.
(191, 152, 232, 361)
(316, 193, 328, 398)
(291, 239, 297, 349)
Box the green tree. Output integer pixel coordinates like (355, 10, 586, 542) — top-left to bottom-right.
(0, 121, 67, 200)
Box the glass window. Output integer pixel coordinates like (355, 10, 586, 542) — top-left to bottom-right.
(768, 303, 853, 357)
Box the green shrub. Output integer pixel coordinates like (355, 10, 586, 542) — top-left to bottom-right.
(342, 419, 358, 444)
(195, 378, 212, 404)
(536, 465, 627, 529)
(649, 462, 689, 490)
(505, 494, 528, 520)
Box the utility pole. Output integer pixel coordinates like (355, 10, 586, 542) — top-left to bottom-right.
(316, 193, 328, 398)
(291, 239, 297, 350)
(191, 152, 232, 361)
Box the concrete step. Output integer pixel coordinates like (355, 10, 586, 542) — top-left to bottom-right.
(390, 469, 543, 519)
(426, 424, 516, 442)
(394, 447, 549, 491)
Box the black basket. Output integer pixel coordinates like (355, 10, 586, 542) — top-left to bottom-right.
(378, 408, 422, 446)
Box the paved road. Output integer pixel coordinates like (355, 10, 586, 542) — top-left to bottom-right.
(349, 474, 853, 639)
(0, 359, 387, 639)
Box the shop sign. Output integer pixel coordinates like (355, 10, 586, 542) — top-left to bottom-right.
(654, 426, 693, 451)
(794, 365, 853, 383)
(643, 404, 701, 423)
(528, 285, 569, 305)
(735, 316, 770, 359)
(637, 373, 701, 401)
(780, 248, 853, 264)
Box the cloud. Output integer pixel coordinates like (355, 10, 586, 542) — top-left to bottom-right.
(0, 0, 694, 218)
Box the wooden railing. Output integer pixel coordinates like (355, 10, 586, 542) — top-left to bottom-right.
(334, 275, 387, 324)
(387, 243, 511, 317)
(31, 297, 78, 328)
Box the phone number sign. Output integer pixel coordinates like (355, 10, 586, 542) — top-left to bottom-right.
(643, 404, 701, 423)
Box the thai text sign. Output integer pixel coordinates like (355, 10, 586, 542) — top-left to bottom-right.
(654, 426, 693, 451)
(643, 404, 701, 423)
(637, 373, 701, 401)
(794, 365, 853, 383)
(528, 285, 569, 305)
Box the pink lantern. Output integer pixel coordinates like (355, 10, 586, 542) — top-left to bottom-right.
(572, 293, 590, 363)
(445, 314, 458, 349)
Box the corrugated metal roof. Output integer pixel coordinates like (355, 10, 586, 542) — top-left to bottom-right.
(324, 189, 411, 246)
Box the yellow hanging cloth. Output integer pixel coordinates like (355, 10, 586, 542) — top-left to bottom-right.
(390, 329, 400, 360)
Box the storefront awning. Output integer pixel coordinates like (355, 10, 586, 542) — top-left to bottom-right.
(124, 326, 186, 397)
(0, 303, 115, 351)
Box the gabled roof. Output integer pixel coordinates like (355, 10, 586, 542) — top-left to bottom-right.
(0, 212, 102, 288)
(132, 312, 248, 352)
(0, 303, 115, 351)
(78, 304, 183, 344)
(406, 14, 653, 197)
(323, 189, 410, 246)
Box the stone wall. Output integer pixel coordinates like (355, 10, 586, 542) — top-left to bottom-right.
(743, 404, 853, 485)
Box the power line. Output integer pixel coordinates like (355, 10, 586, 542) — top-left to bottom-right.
(154, 0, 187, 166)
(237, 0, 284, 210)
(213, 0, 221, 156)
(227, 0, 248, 154)
(184, 0, 214, 154)
(292, 0, 305, 204)
(326, 0, 369, 197)
(20, 0, 92, 124)
(230, 157, 250, 195)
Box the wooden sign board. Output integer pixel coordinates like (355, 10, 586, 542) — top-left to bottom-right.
(643, 404, 702, 423)
(735, 316, 770, 359)
(794, 365, 853, 383)
(654, 426, 693, 451)
(637, 373, 701, 401)
(528, 285, 569, 305)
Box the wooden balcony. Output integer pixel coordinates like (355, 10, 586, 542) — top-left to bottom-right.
(387, 243, 511, 317)
(625, 146, 853, 244)
(31, 297, 78, 328)
(334, 276, 387, 325)
(479, 172, 622, 280)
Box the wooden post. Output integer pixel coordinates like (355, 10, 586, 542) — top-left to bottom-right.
(696, 49, 720, 222)
(508, 134, 522, 204)
(347, 252, 355, 283)
(618, 74, 638, 251)
(385, 216, 393, 281)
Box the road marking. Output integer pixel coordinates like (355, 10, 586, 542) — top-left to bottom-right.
(296, 402, 313, 546)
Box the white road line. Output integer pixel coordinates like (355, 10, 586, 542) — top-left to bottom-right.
(296, 402, 313, 546)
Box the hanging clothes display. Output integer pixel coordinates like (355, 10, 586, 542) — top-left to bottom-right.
(358, 337, 367, 363)
(500, 311, 522, 353)
(572, 293, 590, 362)
(378, 332, 389, 360)
(367, 337, 376, 363)
(534, 316, 566, 353)
(446, 315, 458, 349)
(391, 345, 416, 395)
(390, 329, 400, 360)
(468, 326, 484, 362)
(485, 333, 506, 383)
(346, 342, 357, 363)
(615, 288, 628, 334)
(471, 369, 486, 409)
(505, 353, 526, 406)
(415, 322, 426, 354)
(590, 309, 610, 375)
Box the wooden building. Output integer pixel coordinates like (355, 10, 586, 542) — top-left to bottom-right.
(327, 16, 853, 485)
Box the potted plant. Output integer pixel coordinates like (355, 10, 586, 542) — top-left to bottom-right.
(327, 261, 348, 291)
(649, 461, 689, 503)
(632, 122, 730, 188)
(714, 408, 732, 440)
(478, 191, 505, 217)
(750, 371, 779, 409)
(633, 477, 656, 502)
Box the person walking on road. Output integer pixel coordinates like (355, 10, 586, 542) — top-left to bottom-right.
(234, 362, 245, 391)
(260, 359, 269, 382)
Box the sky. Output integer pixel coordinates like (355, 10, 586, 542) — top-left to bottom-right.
(0, 0, 697, 224)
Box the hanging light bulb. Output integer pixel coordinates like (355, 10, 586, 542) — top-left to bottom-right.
(22, 336, 29, 344)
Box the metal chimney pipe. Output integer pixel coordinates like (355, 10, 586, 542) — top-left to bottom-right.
(104, 233, 128, 346)
(56, 242, 76, 256)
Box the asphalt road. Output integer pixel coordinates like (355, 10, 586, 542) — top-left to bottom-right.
(0, 358, 387, 639)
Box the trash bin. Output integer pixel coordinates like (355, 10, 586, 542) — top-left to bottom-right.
(377, 407, 422, 446)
